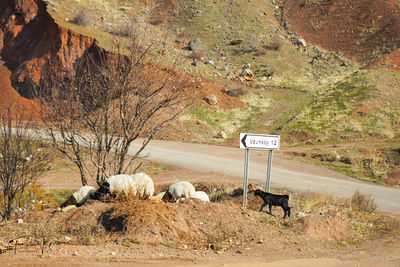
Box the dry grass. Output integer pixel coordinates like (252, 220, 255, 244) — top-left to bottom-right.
(349, 190, 377, 213)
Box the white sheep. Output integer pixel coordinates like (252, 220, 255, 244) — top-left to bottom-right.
(131, 172, 154, 198)
(192, 191, 210, 202)
(163, 181, 195, 202)
(60, 185, 96, 208)
(95, 173, 154, 200)
(106, 174, 135, 195)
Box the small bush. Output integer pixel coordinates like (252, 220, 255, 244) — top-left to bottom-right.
(72, 10, 91, 26)
(189, 49, 205, 61)
(265, 35, 281, 51)
(350, 190, 377, 213)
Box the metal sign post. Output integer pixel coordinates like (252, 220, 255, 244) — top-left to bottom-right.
(240, 133, 280, 208)
(266, 150, 273, 192)
(243, 148, 250, 209)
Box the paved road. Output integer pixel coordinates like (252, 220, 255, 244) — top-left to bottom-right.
(130, 139, 400, 214)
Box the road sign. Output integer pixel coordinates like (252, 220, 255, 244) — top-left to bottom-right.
(240, 133, 280, 209)
(239, 133, 280, 150)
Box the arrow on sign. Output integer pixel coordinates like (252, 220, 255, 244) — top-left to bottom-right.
(241, 134, 247, 148)
(239, 133, 280, 150)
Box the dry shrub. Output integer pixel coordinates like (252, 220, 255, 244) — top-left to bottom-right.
(188, 49, 205, 61)
(293, 192, 346, 213)
(349, 190, 377, 213)
(29, 221, 59, 256)
(110, 197, 202, 247)
(197, 182, 241, 202)
(72, 10, 91, 26)
(265, 35, 281, 51)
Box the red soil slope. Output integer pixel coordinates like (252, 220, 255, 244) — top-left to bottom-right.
(0, 0, 100, 109)
(281, 0, 400, 63)
(0, 0, 242, 114)
(366, 49, 400, 70)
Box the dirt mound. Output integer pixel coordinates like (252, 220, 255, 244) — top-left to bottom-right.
(281, 0, 400, 63)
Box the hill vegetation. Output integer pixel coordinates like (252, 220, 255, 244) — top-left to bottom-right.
(0, 0, 399, 186)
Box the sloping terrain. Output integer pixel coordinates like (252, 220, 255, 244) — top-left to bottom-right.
(280, 0, 400, 64)
(0, 0, 101, 101)
(0, 0, 399, 185)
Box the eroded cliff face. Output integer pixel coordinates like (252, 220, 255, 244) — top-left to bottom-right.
(0, 0, 101, 101)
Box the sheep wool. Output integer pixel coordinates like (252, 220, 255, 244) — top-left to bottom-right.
(61, 185, 96, 208)
(192, 191, 210, 202)
(106, 174, 135, 195)
(168, 181, 195, 201)
(73, 186, 96, 205)
(131, 173, 154, 198)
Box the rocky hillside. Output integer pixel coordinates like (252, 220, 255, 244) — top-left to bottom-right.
(0, 0, 399, 186)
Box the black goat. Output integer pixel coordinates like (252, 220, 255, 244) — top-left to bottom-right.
(254, 189, 291, 218)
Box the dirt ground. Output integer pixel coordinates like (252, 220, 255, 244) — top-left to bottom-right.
(1, 165, 400, 266)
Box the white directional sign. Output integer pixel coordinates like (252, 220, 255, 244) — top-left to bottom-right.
(239, 133, 280, 150)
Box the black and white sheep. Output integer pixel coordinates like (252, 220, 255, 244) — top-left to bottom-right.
(162, 181, 195, 202)
(94, 173, 154, 201)
(60, 185, 96, 208)
(254, 189, 291, 218)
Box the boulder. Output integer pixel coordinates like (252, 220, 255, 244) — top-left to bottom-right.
(297, 38, 307, 47)
(188, 39, 202, 51)
(240, 68, 254, 81)
(203, 95, 218, 105)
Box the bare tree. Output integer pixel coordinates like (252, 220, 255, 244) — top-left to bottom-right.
(0, 106, 51, 221)
(38, 32, 189, 185)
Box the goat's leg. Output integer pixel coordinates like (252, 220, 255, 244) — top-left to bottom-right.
(268, 204, 274, 216)
(259, 202, 268, 212)
(282, 203, 290, 218)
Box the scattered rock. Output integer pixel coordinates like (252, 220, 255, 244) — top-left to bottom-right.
(297, 212, 306, 217)
(110, 251, 116, 256)
(188, 39, 202, 51)
(205, 60, 214, 66)
(150, 228, 159, 235)
(297, 38, 307, 47)
(230, 39, 243, 45)
(217, 131, 227, 139)
(64, 236, 71, 242)
(236, 250, 243, 254)
(72, 251, 78, 257)
(192, 61, 199, 66)
(240, 67, 254, 81)
(16, 219, 23, 224)
(61, 205, 76, 213)
(213, 72, 221, 76)
(203, 95, 218, 105)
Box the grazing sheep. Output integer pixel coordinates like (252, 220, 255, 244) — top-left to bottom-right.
(254, 189, 291, 218)
(131, 172, 154, 198)
(60, 186, 96, 208)
(94, 173, 154, 201)
(162, 181, 195, 202)
(192, 191, 210, 202)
